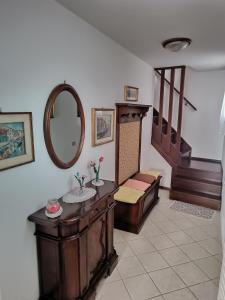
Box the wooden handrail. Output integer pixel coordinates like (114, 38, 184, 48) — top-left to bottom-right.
(155, 69, 197, 111)
(155, 65, 185, 71)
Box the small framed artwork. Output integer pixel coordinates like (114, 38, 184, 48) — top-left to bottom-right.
(124, 85, 139, 102)
(0, 112, 35, 171)
(91, 108, 115, 146)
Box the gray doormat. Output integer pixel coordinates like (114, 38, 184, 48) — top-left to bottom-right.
(170, 201, 215, 219)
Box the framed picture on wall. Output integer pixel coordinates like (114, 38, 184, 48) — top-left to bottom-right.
(0, 112, 35, 171)
(124, 85, 139, 102)
(91, 108, 115, 146)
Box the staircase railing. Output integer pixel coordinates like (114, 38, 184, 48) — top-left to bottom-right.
(155, 68, 197, 111)
(152, 65, 194, 166)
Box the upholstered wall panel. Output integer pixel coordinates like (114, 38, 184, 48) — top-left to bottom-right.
(118, 121, 140, 184)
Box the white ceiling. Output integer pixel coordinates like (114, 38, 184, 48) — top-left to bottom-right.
(56, 0, 225, 70)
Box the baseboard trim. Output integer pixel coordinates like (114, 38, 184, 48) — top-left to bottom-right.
(160, 186, 170, 191)
(191, 157, 222, 164)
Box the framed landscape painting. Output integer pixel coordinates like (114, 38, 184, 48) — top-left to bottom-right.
(0, 112, 35, 171)
(124, 85, 139, 102)
(91, 108, 115, 146)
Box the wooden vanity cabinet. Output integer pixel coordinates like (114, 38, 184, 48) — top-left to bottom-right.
(28, 180, 118, 300)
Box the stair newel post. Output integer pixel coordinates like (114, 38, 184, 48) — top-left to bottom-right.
(167, 68, 175, 152)
(176, 66, 186, 154)
(159, 69, 165, 142)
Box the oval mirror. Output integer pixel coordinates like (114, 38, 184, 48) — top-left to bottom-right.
(44, 84, 85, 169)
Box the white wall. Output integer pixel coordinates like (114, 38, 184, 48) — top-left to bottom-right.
(153, 68, 225, 187)
(183, 68, 225, 159)
(0, 1, 153, 299)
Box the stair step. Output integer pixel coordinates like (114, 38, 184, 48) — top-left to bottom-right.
(180, 157, 222, 172)
(176, 167, 222, 182)
(170, 188, 221, 210)
(152, 109, 222, 211)
(171, 186, 220, 200)
(173, 174, 222, 185)
(172, 176, 222, 198)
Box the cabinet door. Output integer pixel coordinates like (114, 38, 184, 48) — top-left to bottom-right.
(87, 214, 107, 280)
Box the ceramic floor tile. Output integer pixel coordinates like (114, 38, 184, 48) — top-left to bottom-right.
(150, 234, 175, 250)
(194, 256, 221, 279)
(198, 238, 222, 255)
(184, 227, 211, 242)
(185, 214, 213, 226)
(114, 229, 126, 243)
(128, 238, 156, 255)
(141, 221, 164, 238)
(168, 213, 189, 222)
(199, 224, 221, 239)
(163, 210, 186, 221)
(173, 262, 209, 286)
(167, 231, 194, 246)
(120, 230, 144, 241)
(158, 189, 170, 198)
(148, 297, 165, 300)
(123, 274, 160, 300)
(115, 241, 135, 260)
(102, 190, 221, 300)
(137, 251, 169, 272)
(117, 256, 145, 279)
(150, 211, 169, 223)
(149, 267, 185, 294)
(189, 280, 218, 300)
(96, 280, 131, 300)
(105, 267, 121, 283)
(163, 288, 196, 300)
(214, 253, 223, 263)
(173, 218, 195, 230)
(180, 242, 211, 260)
(160, 247, 190, 266)
(154, 220, 179, 234)
(212, 277, 220, 287)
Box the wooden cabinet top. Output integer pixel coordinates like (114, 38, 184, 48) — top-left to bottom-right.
(28, 180, 117, 227)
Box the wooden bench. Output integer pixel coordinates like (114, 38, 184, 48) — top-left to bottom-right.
(114, 175, 161, 234)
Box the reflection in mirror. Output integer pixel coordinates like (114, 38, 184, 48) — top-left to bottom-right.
(44, 83, 85, 169)
(50, 91, 81, 164)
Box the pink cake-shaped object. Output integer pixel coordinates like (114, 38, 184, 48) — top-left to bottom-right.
(123, 178, 150, 192)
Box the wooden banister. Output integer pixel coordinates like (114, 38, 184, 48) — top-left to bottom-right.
(152, 65, 194, 167)
(166, 68, 175, 151)
(155, 69, 197, 111)
(158, 69, 165, 139)
(155, 65, 185, 71)
(176, 66, 186, 151)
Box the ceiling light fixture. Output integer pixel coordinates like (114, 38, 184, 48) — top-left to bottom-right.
(162, 37, 192, 52)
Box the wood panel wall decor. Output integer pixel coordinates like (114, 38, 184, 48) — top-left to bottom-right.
(115, 103, 151, 185)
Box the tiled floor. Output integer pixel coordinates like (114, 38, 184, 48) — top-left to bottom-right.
(96, 189, 222, 300)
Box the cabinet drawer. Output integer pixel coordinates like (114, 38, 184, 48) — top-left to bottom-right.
(90, 199, 106, 221)
(107, 194, 115, 208)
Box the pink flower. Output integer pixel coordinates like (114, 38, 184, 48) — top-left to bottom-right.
(99, 156, 104, 162)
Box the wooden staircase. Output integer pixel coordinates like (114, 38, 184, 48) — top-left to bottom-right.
(152, 66, 222, 210)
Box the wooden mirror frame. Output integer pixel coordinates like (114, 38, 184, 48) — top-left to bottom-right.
(44, 83, 85, 169)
